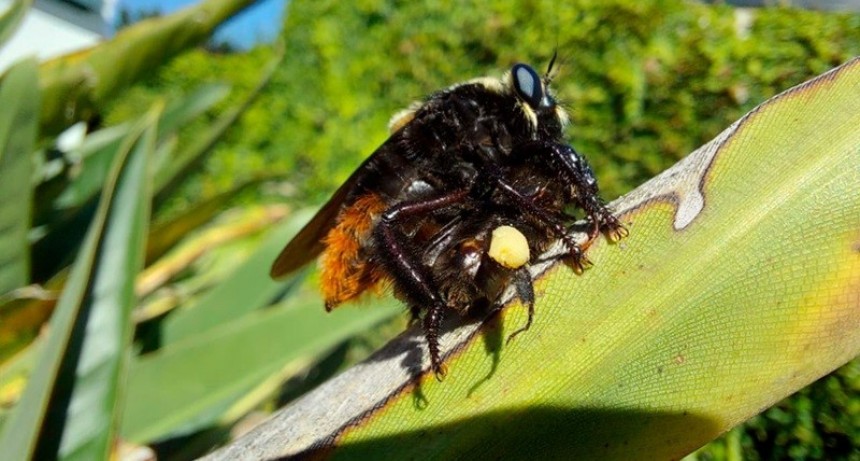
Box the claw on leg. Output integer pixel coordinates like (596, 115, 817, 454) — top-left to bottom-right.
(571, 250, 593, 273)
(562, 235, 592, 273)
(423, 303, 447, 380)
(433, 363, 448, 381)
(506, 268, 535, 344)
(601, 214, 628, 242)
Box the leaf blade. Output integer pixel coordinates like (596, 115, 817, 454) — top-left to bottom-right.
(122, 297, 399, 443)
(0, 0, 31, 50)
(160, 209, 315, 345)
(37, 0, 257, 136)
(0, 58, 38, 295)
(0, 105, 157, 460)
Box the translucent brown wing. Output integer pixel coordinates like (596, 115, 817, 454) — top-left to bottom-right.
(270, 119, 415, 279)
(269, 178, 353, 278)
(269, 146, 388, 279)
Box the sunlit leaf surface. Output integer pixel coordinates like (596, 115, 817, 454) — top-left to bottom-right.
(205, 57, 860, 461)
(0, 0, 31, 49)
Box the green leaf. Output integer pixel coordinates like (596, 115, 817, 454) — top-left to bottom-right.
(0, 290, 54, 363)
(122, 296, 399, 443)
(145, 177, 271, 264)
(0, 58, 38, 295)
(53, 84, 230, 211)
(153, 50, 282, 201)
(0, 105, 157, 460)
(0, 334, 41, 434)
(31, 83, 231, 281)
(135, 205, 289, 317)
(203, 59, 860, 460)
(160, 209, 316, 345)
(50, 125, 131, 211)
(158, 83, 231, 137)
(0, 0, 31, 50)
(37, 0, 257, 136)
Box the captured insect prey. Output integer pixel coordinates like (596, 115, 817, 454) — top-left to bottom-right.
(270, 59, 626, 377)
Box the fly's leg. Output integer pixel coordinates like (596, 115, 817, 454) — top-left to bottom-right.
(506, 266, 535, 344)
(523, 141, 628, 248)
(373, 189, 469, 379)
(578, 195, 628, 245)
(491, 177, 592, 272)
(423, 301, 447, 379)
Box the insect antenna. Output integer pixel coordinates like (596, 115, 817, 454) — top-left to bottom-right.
(544, 49, 559, 85)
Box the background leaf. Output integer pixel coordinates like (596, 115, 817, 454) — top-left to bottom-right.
(36, 0, 257, 136)
(159, 210, 314, 345)
(52, 84, 230, 212)
(122, 296, 399, 443)
(144, 179, 276, 265)
(0, 0, 31, 50)
(153, 49, 282, 201)
(0, 106, 158, 460)
(0, 58, 38, 295)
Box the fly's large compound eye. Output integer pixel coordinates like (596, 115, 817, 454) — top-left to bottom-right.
(512, 63, 544, 109)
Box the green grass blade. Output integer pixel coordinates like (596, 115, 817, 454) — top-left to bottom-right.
(204, 58, 860, 460)
(0, 105, 157, 460)
(0, 0, 31, 50)
(160, 209, 315, 345)
(0, 58, 38, 295)
(122, 297, 399, 443)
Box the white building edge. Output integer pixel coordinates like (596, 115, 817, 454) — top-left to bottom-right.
(0, 0, 115, 73)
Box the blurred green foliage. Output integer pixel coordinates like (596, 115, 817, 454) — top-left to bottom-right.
(692, 360, 860, 461)
(100, 0, 860, 459)
(109, 0, 860, 206)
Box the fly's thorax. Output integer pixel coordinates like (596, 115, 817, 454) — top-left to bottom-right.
(387, 63, 569, 151)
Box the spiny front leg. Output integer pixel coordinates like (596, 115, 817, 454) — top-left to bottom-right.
(422, 301, 447, 379)
(535, 142, 628, 248)
(578, 195, 628, 247)
(491, 177, 591, 272)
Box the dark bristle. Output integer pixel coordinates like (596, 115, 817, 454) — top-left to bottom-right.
(545, 49, 559, 83)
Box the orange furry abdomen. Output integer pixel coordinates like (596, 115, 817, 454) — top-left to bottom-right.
(320, 193, 388, 310)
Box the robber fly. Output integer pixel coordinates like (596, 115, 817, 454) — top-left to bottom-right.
(271, 59, 625, 377)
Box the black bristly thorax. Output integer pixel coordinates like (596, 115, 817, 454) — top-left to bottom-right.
(353, 79, 563, 207)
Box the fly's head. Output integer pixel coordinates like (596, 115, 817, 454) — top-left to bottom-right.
(389, 61, 570, 145)
(506, 61, 569, 141)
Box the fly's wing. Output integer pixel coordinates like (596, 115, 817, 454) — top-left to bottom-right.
(269, 178, 352, 279)
(421, 214, 463, 267)
(270, 104, 428, 279)
(269, 145, 387, 279)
